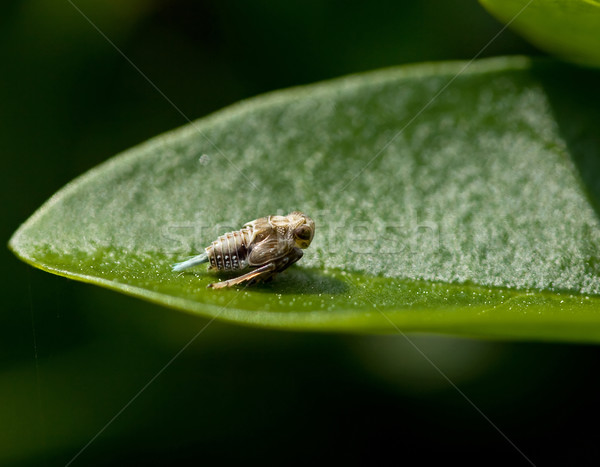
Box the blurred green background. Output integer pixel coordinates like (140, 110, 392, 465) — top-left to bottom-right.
(2, 0, 599, 465)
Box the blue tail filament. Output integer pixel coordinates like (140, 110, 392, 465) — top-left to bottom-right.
(172, 252, 209, 272)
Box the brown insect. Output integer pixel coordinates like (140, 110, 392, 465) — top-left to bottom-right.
(172, 211, 315, 289)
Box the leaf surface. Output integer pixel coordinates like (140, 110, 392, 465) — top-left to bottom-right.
(10, 57, 600, 341)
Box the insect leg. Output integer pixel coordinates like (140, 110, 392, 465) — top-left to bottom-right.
(208, 248, 304, 289)
(208, 262, 277, 289)
(254, 249, 304, 284)
(275, 247, 303, 272)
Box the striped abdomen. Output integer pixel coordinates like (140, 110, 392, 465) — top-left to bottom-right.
(206, 227, 253, 271)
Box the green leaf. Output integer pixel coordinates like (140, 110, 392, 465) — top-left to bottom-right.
(9, 57, 600, 342)
(480, 0, 600, 68)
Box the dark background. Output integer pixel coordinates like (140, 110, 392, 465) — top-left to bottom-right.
(2, 1, 599, 465)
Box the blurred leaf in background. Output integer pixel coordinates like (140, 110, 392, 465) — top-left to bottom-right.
(2, 0, 600, 465)
(480, 0, 600, 68)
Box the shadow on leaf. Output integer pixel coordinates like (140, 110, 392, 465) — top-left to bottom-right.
(535, 61, 600, 218)
(247, 267, 349, 295)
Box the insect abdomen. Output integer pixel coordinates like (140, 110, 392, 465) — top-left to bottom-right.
(206, 228, 252, 271)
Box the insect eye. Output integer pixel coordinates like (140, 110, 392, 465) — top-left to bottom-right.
(295, 226, 312, 241)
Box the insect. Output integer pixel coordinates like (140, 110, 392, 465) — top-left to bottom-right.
(172, 211, 315, 289)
